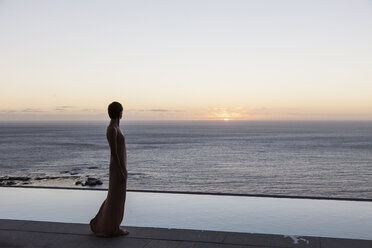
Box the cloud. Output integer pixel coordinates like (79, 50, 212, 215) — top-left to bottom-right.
(80, 108, 103, 113)
(0, 109, 17, 113)
(128, 109, 182, 113)
(207, 107, 278, 120)
(0, 108, 46, 114)
(148, 109, 170, 112)
(54, 106, 74, 112)
(21, 108, 44, 113)
(246, 107, 272, 116)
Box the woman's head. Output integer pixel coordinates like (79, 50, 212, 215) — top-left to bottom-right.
(108, 101, 123, 119)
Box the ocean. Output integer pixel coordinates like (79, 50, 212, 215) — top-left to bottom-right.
(0, 121, 371, 199)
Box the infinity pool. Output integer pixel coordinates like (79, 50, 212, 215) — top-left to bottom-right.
(0, 187, 371, 240)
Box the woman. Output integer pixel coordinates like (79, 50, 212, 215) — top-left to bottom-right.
(90, 101, 129, 237)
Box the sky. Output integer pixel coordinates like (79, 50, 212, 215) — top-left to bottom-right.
(0, 0, 371, 121)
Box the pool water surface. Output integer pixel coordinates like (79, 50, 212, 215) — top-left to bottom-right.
(0, 187, 371, 240)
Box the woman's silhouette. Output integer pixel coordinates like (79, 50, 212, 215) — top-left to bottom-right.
(90, 102, 129, 237)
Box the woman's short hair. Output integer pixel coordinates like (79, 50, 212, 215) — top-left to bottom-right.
(108, 102, 123, 119)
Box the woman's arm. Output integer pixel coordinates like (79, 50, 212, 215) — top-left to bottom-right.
(121, 136, 128, 178)
(107, 127, 127, 179)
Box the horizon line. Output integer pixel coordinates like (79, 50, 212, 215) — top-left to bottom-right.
(1, 119, 372, 123)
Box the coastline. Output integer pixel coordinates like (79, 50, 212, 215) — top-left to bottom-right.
(2, 185, 372, 202)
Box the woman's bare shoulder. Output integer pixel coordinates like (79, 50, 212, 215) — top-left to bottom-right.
(106, 125, 118, 135)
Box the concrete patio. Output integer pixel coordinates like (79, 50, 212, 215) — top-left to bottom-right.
(0, 219, 371, 248)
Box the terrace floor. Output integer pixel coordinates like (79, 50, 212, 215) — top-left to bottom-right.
(1, 219, 371, 248)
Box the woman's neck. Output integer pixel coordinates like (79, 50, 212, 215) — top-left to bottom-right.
(110, 118, 120, 127)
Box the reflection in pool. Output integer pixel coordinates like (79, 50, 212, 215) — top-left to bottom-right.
(0, 187, 371, 240)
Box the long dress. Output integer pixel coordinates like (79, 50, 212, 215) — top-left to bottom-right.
(90, 129, 127, 237)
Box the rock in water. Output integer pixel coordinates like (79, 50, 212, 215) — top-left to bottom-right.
(84, 177, 102, 186)
(7, 176, 31, 181)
